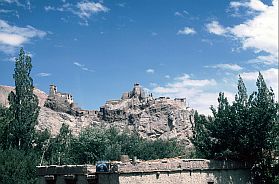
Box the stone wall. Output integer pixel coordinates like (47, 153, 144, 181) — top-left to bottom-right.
(37, 165, 96, 184)
(112, 159, 251, 184)
(37, 159, 251, 184)
(118, 169, 250, 184)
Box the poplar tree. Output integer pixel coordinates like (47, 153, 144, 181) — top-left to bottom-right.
(191, 111, 212, 158)
(232, 76, 250, 161)
(0, 105, 9, 148)
(8, 48, 40, 150)
(193, 73, 279, 183)
(248, 72, 278, 183)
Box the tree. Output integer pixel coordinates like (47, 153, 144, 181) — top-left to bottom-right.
(248, 72, 278, 183)
(193, 92, 239, 160)
(0, 148, 39, 184)
(193, 73, 279, 183)
(0, 105, 9, 149)
(40, 123, 74, 165)
(231, 76, 251, 161)
(7, 48, 40, 150)
(191, 111, 212, 158)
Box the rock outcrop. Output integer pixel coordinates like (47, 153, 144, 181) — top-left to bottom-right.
(97, 84, 194, 144)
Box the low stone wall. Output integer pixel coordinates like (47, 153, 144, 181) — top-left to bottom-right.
(110, 159, 251, 184)
(118, 169, 250, 184)
(37, 165, 96, 184)
(37, 159, 251, 184)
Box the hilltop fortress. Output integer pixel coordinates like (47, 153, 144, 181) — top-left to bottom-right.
(43, 83, 194, 145)
(44, 84, 77, 115)
(107, 83, 187, 111)
(44, 84, 98, 116)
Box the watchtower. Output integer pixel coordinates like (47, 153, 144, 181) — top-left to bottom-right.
(49, 84, 57, 97)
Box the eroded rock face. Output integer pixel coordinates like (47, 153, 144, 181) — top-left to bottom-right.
(37, 106, 99, 136)
(0, 84, 195, 147)
(99, 97, 194, 143)
(93, 84, 195, 146)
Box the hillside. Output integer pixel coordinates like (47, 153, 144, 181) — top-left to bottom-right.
(0, 84, 195, 147)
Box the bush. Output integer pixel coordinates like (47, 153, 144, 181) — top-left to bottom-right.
(0, 149, 39, 184)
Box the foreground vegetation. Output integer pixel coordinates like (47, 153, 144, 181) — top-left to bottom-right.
(0, 125, 182, 184)
(193, 75, 279, 183)
(0, 48, 278, 183)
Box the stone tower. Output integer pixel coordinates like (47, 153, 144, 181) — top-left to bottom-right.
(49, 84, 57, 97)
(132, 83, 145, 99)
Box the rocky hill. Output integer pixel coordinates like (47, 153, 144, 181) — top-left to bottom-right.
(0, 84, 195, 147)
(0, 85, 94, 135)
(0, 85, 48, 107)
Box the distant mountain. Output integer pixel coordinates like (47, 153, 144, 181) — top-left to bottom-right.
(0, 84, 195, 147)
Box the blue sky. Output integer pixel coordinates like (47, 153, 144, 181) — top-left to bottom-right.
(0, 0, 278, 115)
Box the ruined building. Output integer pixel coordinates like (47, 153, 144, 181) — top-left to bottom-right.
(44, 84, 79, 115)
(44, 85, 99, 117)
(121, 83, 146, 100)
(49, 84, 74, 104)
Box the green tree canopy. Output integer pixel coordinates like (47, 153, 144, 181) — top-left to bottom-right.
(7, 48, 40, 150)
(193, 73, 279, 183)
